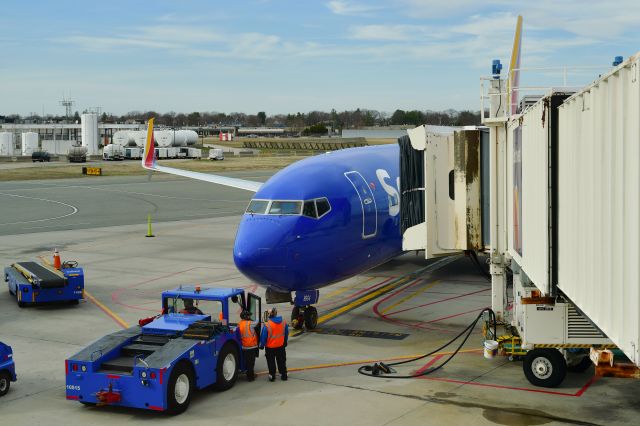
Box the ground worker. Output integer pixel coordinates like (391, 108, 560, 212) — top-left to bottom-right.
(236, 310, 259, 381)
(180, 298, 203, 315)
(260, 307, 289, 381)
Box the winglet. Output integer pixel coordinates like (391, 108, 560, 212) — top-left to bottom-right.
(142, 118, 156, 169)
(508, 15, 523, 115)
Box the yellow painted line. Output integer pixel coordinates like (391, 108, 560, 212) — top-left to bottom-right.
(381, 280, 441, 314)
(84, 290, 130, 329)
(256, 348, 483, 375)
(317, 277, 413, 326)
(322, 276, 376, 300)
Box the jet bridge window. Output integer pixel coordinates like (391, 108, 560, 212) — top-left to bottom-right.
(268, 201, 302, 215)
(246, 199, 269, 214)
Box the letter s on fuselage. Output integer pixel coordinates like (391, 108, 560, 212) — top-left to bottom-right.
(233, 144, 404, 293)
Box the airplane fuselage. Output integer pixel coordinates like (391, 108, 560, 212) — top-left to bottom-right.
(233, 144, 403, 293)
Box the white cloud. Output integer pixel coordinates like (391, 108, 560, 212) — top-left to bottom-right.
(326, 1, 382, 16)
(349, 24, 428, 41)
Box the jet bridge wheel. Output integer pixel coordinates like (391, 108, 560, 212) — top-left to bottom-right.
(523, 348, 567, 388)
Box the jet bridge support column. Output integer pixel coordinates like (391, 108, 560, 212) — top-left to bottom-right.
(484, 78, 509, 322)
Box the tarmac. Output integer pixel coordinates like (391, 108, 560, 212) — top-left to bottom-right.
(0, 173, 639, 425)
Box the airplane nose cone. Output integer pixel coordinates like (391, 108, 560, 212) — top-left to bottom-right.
(233, 216, 291, 289)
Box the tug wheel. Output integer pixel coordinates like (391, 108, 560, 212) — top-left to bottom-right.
(167, 361, 194, 415)
(291, 307, 303, 330)
(213, 343, 239, 391)
(523, 348, 566, 388)
(304, 306, 318, 330)
(0, 371, 10, 396)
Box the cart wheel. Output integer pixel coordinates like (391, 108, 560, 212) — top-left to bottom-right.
(0, 371, 10, 396)
(567, 355, 592, 373)
(291, 307, 303, 330)
(167, 361, 194, 415)
(523, 348, 566, 388)
(304, 306, 318, 330)
(213, 343, 239, 391)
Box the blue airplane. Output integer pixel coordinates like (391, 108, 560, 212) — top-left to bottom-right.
(143, 119, 403, 329)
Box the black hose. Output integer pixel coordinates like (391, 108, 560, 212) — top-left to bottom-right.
(358, 307, 496, 378)
(468, 251, 491, 282)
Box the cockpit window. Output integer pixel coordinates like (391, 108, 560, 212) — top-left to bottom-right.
(268, 201, 302, 215)
(246, 200, 269, 214)
(315, 198, 331, 217)
(303, 201, 317, 218)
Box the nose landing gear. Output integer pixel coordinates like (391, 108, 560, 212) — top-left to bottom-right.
(291, 306, 318, 330)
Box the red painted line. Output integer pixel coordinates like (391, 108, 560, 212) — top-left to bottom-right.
(386, 288, 490, 316)
(423, 307, 486, 324)
(66, 395, 79, 400)
(575, 376, 598, 396)
(419, 376, 590, 397)
(414, 354, 445, 375)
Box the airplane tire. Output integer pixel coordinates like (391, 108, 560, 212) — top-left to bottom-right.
(291, 307, 303, 330)
(213, 343, 239, 392)
(523, 348, 566, 388)
(0, 371, 11, 396)
(304, 306, 318, 330)
(167, 361, 194, 415)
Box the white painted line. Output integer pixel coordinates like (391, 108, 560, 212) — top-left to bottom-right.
(0, 192, 79, 226)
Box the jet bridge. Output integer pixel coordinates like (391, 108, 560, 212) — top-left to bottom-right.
(399, 125, 490, 258)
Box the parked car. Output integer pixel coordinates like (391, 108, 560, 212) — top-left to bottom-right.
(31, 151, 50, 162)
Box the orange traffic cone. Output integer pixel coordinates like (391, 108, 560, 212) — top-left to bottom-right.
(53, 248, 61, 270)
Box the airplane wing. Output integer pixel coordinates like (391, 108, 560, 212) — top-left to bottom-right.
(141, 118, 262, 192)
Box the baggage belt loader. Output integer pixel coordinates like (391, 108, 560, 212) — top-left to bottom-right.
(4, 259, 84, 307)
(65, 286, 262, 415)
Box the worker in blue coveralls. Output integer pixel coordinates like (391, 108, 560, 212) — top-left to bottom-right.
(259, 307, 289, 382)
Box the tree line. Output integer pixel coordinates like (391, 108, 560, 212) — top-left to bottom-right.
(1, 108, 481, 130)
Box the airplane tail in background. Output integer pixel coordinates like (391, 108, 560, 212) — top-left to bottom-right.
(508, 15, 523, 115)
(142, 118, 156, 169)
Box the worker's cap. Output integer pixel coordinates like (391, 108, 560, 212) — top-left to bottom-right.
(240, 310, 252, 320)
(268, 307, 278, 318)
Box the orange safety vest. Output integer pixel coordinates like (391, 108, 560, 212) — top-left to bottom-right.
(239, 320, 258, 349)
(265, 319, 286, 348)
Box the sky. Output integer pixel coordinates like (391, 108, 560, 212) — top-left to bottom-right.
(1, 0, 639, 116)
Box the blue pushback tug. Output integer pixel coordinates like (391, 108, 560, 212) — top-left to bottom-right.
(4, 261, 84, 307)
(65, 286, 261, 415)
(0, 342, 17, 397)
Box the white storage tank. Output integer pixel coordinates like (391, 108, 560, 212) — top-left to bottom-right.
(131, 130, 147, 147)
(42, 139, 74, 155)
(113, 131, 134, 146)
(154, 130, 174, 147)
(81, 113, 99, 155)
(21, 132, 39, 156)
(557, 52, 640, 367)
(183, 130, 198, 145)
(0, 132, 15, 156)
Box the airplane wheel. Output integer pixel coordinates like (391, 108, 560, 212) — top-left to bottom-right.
(304, 306, 318, 330)
(523, 348, 566, 388)
(0, 371, 11, 396)
(291, 307, 303, 330)
(167, 361, 194, 415)
(213, 343, 239, 391)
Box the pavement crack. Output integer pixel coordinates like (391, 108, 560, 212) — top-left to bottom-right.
(290, 376, 601, 426)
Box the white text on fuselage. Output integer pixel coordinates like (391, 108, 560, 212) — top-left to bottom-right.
(375, 169, 400, 216)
